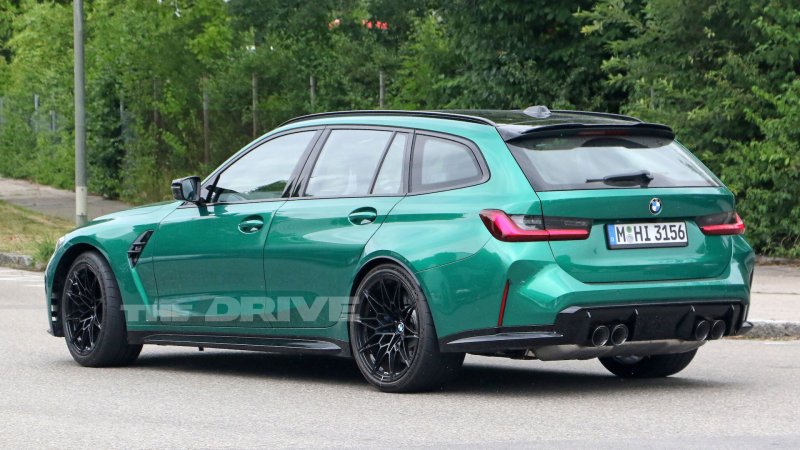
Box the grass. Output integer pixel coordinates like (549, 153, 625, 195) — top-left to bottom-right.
(0, 201, 74, 264)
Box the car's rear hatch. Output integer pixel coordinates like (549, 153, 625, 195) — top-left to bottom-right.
(506, 126, 736, 283)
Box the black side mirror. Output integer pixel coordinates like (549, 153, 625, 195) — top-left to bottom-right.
(171, 176, 201, 203)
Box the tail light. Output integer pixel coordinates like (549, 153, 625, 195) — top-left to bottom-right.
(697, 212, 745, 236)
(479, 210, 591, 242)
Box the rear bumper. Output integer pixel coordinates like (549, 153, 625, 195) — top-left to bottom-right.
(439, 300, 748, 359)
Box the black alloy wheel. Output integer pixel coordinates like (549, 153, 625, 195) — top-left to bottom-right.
(61, 251, 142, 366)
(63, 262, 104, 355)
(354, 271, 420, 382)
(351, 264, 464, 392)
(599, 349, 698, 378)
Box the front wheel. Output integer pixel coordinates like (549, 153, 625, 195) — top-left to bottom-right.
(599, 350, 697, 378)
(61, 251, 142, 367)
(350, 264, 464, 392)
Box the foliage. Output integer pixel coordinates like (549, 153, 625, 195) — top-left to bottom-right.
(722, 81, 800, 256)
(0, 0, 796, 255)
(436, 0, 611, 109)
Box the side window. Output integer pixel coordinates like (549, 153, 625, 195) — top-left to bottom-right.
(371, 133, 407, 195)
(411, 135, 482, 192)
(208, 131, 315, 203)
(305, 129, 393, 197)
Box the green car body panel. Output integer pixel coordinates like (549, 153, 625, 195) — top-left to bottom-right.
(45, 109, 755, 357)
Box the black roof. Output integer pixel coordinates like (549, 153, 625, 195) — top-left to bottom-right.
(280, 107, 674, 141)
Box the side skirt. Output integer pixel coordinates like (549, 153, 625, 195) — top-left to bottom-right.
(127, 331, 351, 357)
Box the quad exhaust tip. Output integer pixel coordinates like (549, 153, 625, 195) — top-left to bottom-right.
(591, 325, 610, 347)
(591, 319, 723, 346)
(709, 320, 726, 340)
(694, 320, 711, 341)
(610, 324, 629, 346)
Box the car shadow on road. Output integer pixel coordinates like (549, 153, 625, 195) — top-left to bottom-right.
(448, 362, 725, 397)
(133, 350, 367, 386)
(129, 349, 729, 396)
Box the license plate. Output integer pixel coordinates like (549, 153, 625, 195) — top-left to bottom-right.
(606, 222, 688, 249)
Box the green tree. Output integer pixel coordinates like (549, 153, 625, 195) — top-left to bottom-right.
(436, 0, 611, 109)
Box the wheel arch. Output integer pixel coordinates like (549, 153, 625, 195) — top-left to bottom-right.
(349, 254, 450, 351)
(349, 255, 421, 299)
(49, 243, 108, 337)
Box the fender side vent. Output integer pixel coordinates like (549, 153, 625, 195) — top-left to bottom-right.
(128, 230, 154, 267)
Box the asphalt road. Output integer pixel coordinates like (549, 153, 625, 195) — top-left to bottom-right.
(2, 267, 799, 449)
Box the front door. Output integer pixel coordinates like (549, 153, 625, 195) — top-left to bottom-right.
(152, 129, 320, 328)
(152, 202, 283, 327)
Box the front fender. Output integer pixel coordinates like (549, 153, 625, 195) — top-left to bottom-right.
(45, 202, 179, 336)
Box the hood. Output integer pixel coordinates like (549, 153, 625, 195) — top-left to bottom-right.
(81, 201, 180, 228)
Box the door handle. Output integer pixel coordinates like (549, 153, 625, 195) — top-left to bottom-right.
(238, 218, 264, 233)
(348, 207, 378, 225)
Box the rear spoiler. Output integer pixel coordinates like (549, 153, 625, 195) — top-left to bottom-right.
(499, 123, 675, 142)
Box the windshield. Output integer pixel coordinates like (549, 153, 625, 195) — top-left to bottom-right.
(507, 133, 720, 191)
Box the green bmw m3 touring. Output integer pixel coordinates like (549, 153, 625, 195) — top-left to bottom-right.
(45, 107, 754, 392)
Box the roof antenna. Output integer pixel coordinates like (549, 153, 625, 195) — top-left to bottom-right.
(524, 105, 551, 119)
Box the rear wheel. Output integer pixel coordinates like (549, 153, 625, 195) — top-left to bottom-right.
(599, 350, 697, 378)
(61, 251, 142, 367)
(350, 264, 464, 392)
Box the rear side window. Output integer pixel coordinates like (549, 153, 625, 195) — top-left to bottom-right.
(371, 133, 407, 195)
(507, 133, 720, 191)
(411, 135, 482, 192)
(305, 129, 393, 197)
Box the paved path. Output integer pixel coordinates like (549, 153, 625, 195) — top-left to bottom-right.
(0, 176, 129, 221)
(0, 266, 798, 448)
(750, 265, 800, 322)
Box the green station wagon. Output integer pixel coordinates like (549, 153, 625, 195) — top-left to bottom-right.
(45, 107, 754, 392)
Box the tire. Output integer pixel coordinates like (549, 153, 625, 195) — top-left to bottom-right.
(599, 350, 697, 378)
(61, 251, 142, 367)
(350, 264, 464, 392)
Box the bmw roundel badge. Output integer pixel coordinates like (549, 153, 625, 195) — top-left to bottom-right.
(649, 198, 662, 215)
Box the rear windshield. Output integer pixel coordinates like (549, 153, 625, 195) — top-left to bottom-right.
(506, 133, 720, 191)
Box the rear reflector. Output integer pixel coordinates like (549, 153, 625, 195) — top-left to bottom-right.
(479, 210, 591, 242)
(497, 280, 510, 327)
(699, 212, 745, 236)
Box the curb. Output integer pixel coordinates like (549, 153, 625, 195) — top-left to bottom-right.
(0, 252, 42, 271)
(747, 320, 800, 339)
(756, 255, 800, 266)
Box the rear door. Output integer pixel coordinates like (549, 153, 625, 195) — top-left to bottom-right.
(507, 129, 736, 283)
(265, 128, 409, 328)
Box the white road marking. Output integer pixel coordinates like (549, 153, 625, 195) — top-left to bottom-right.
(0, 268, 45, 287)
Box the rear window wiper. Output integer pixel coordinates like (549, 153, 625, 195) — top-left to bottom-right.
(586, 170, 654, 186)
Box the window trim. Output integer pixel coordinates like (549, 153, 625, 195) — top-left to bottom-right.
(407, 131, 490, 195)
(187, 127, 323, 207)
(184, 124, 491, 206)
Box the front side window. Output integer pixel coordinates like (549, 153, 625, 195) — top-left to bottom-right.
(305, 130, 393, 197)
(411, 135, 482, 192)
(207, 131, 316, 203)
